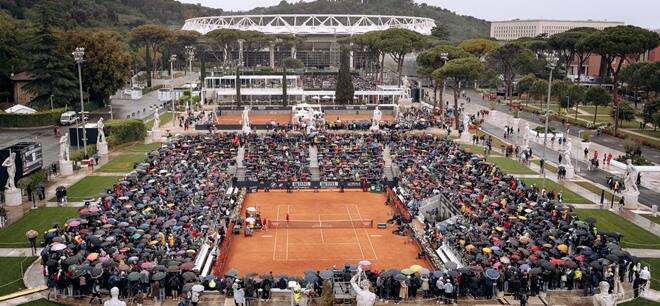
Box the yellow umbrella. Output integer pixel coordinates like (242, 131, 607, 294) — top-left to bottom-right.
(557, 244, 568, 254)
(495, 226, 504, 232)
(466, 244, 476, 252)
(482, 247, 492, 254)
(410, 265, 423, 272)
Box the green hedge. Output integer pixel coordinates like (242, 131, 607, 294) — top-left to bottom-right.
(142, 85, 163, 95)
(70, 146, 97, 162)
(17, 169, 47, 190)
(0, 108, 65, 128)
(105, 119, 146, 146)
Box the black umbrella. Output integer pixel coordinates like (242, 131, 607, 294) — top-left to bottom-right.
(225, 268, 238, 278)
(319, 270, 333, 280)
(183, 271, 198, 282)
(152, 272, 166, 281)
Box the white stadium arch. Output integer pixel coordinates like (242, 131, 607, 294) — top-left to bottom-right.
(182, 14, 435, 36)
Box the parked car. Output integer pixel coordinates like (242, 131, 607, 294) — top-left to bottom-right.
(59, 111, 79, 125)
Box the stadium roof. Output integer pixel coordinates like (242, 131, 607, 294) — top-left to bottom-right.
(182, 14, 435, 36)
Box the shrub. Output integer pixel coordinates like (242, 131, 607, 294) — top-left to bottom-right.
(17, 169, 48, 190)
(581, 131, 591, 142)
(0, 108, 65, 128)
(615, 153, 652, 166)
(70, 146, 98, 162)
(534, 125, 556, 134)
(105, 119, 146, 146)
(142, 85, 163, 95)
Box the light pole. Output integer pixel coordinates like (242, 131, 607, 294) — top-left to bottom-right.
(185, 46, 195, 74)
(576, 130, 583, 172)
(440, 52, 449, 108)
(170, 54, 177, 127)
(73, 47, 87, 157)
(542, 52, 559, 189)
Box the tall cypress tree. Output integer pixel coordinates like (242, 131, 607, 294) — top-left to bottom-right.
(335, 47, 354, 105)
(24, 21, 78, 108)
(282, 64, 288, 107)
(235, 65, 241, 107)
(145, 44, 152, 88)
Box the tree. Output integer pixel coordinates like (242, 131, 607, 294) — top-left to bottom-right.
(130, 24, 171, 87)
(23, 14, 78, 108)
(584, 86, 612, 125)
(335, 47, 354, 105)
(621, 62, 660, 105)
(611, 101, 635, 127)
(352, 31, 386, 83)
(642, 100, 660, 126)
(433, 56, 484, 129)
(281, 64, 288, 107)
(487, 43, 535, 102)
(548, 27, 597, 82)
(379, 28, 424, 85)
(529, 79, 548, 103)
(62, 30, 132, 105)
(458, 38, 498, 59)
(577, 25, 660, 133)
(551, 80, 572, 112)
(430, 24, 450, 41)
(235, 65, 241, 107)
(568, 84, 586, 120)
(516, 74, 536, 104)
(416, 45, 469, 110)
(282, 57, 304, 69)
(205, 29, 241, 64)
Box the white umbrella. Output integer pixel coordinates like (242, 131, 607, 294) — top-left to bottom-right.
(51, 243, 66, 251)
(245, 217, 256, 223)
(312, 96, 320, 100)
(322, 95, 331, 99)
(192, 284, 205, 292)
(247, 207, 257, 212)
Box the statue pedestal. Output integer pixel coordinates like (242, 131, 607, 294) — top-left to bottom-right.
(97, 141, 108, 156)
(564, 165, 575, 179)
(151, 130, 161, 142)
(242, 126, 252, 134)
(622, 190, 640, 210)
(144, 132, 153, 144)
(4, 188, 22, 206)
(59, 160, 73, 176)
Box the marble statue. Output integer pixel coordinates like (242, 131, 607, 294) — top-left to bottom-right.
(2, 152, 16, 191)
(565, 140, 572, 159)
(370, 107, 382, 132)
(522, 123, 531, 148)
(59, 132, 70, 161)
(564, 149, 572, 167)
(104, 287, 126, 306)
(241, 106, 251, 134)
(463, 112, 470, 131)
(351, 267, 376, 306)
(153, 111, 160, 130)
(97, 117, 106, 143)
(592, 280, 624, 306)
(624, 159, 639, 193)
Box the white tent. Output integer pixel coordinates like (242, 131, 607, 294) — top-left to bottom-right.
(4, 104, 37, 114)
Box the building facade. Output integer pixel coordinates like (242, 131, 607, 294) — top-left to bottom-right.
(490, 19, 623, 41)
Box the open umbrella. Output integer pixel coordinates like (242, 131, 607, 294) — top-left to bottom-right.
(183, 271, 197, 282)
(485, 268, 500, 280)
(225, 268, 238, 278)
(128, 272, 141, 282)
(446, 262, 458, 270)
(418, 268, 431, 276)
(401, 268, 414, 275)
(319, 270, 333, 280)
(51, 243, 66, 252)
(192, 284, 204, 292)
(152, 272, 166, 281)
(26, 230, 38, 239)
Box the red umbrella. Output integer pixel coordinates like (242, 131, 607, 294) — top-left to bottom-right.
(550, 258, 564, 266)
(180, 262, 194, 271)
(141, 262, 154, 269)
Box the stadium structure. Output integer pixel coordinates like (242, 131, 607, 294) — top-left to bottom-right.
(182, 14, 435, 68)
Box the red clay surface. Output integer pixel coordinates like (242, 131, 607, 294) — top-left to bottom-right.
(325, 113, 395, 122)
(217, 113, 292, 124)
(223, 191, 429, 275)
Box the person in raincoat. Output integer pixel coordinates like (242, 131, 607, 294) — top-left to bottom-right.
(292, 283, 302, 306)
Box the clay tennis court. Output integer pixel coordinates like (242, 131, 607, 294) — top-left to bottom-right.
(223, 191, 429, 275)
(324, 112, 395, 122)
(216, 113, 292, 124)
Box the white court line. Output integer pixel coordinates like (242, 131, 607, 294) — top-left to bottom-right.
(272, 205, 280, 261)
(319, 214, 325, 243)
(346, 206, 366, 260)
(354, 204, 379, 260)
(287, 242, 357, 246)
(286, 205, 290, 261)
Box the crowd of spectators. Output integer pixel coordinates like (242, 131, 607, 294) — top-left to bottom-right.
(243, 133, 311, 182)
(314, 133, 384, 183)
(41, 133, 241, 304)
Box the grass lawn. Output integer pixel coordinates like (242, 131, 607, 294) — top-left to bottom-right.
(642, 214, 660, 225)
(579, 105, 613, 115)
(620, 299, 660, 306)
(575, 209, 660, 249)
(475, 130, 507, 149)
(0, 257, 37, 296)
(639, 258, 660, 290)
(459, 143, 500, 156)
(487, 156, 536, 175)
(145, 111, 174, 130)
(531, 159, 558, 173)
(574, 181, 621, 203)
(16, 299, 66, 306)
(576, 115, 642, 128)
(0, 208, 78, 248)
(127, 142, 161, 153)
(50, 176, 122, 202)
(631, 129, 660, 139)
(96, 153, 145, 173)
(521, 178, 592, 204)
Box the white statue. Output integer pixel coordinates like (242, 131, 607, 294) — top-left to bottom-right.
(522, 123, 531, 148)
(592, 280, 624, 306)
(60, 132, 70, 161)
(463, 112, 470, 131)
(2, 152, 17, 191)
(350, 267, 376, 306)
(624, 159, 639, 194)
(370, 107, 382, 132)
(563, 150, 572, 167)
(97, 117, 106, 143)
(153, 111, 160, 130)
(565, 140, 573, 158)
(104, 287, 126, 306)
(241, 106, 251, 134)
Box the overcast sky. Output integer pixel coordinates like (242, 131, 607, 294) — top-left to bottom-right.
(179, 0, 660, 29)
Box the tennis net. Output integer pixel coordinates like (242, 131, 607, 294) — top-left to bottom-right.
(267, 219, 374, 229)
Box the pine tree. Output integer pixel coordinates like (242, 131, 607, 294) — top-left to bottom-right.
(236, 65, 241, 107)
(282, 63, 288, 107)
(24, 22, 78, 108)
(335, 47, 354, 105)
